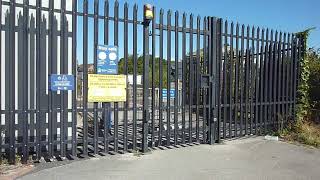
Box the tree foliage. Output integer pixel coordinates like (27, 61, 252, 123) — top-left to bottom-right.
(295, 27, 317, 124)
(118, 55, 169, 88)
(308, 48, 320, 111)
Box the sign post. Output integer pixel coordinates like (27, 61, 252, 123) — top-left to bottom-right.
(96, 45, 119, 132)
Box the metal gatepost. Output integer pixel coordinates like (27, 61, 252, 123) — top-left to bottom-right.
(208, 17, 220, 144)
(142, 4, 152, 153)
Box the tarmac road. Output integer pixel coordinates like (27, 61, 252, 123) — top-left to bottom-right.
(19, 137, 320, 180)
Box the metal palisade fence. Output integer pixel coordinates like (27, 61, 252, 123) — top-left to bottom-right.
(0, 0, 303, 164)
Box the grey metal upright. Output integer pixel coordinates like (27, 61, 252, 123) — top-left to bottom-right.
(142, 4, 152, 153)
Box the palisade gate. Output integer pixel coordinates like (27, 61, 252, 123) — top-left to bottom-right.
(0, 0, 303, 164)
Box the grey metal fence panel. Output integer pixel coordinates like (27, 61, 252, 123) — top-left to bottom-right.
(0, 0, 303, 164)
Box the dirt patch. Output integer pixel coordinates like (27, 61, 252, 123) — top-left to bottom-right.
(280, 121, 320, 148)
(0, 164, 34, 180)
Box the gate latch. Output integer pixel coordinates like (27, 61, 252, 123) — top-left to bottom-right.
(201, 74, 213, 88)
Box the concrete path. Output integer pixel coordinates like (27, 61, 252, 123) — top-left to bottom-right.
(19, 137, 320, 180)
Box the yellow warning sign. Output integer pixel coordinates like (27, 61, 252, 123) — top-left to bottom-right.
(88, 74, 127, 102)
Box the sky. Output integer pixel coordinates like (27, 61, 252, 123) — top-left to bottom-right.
(139, 0, 319, 47)
(2, 0, 319, 64)
(75, 0, 319, 64)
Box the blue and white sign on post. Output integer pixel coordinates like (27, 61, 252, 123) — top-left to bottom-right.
(162, 89, 175, 99)
(97, 45, 119, 75)
(96, 45, 119, 130)
(50, 74, 75, 91)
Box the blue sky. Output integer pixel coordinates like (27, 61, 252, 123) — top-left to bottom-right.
(76, 0, 320, 64)
(140, 0, 319, 47)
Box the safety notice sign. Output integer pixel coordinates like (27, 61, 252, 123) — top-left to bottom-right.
(97, 45, 119, 75)
(88, 74, 126, 102)
(50, 74, 74, 91)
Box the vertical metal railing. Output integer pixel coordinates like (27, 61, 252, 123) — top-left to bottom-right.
(166, 10, 171, 146)
(103, 0, 110, 154)
(71, 0, 78, 157)
(82, 0, 89, 156)
(132, 3, 138, 151)
(123, 2, 129, 152)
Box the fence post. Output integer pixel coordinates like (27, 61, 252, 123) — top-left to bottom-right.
(208, 17, 222, 144)
(8, 0, 16, 164)
(142, 4, 152, 153)
(209, 17, 216, 144)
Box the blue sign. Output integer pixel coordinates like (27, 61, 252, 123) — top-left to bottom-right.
(97, 45, 119, 74)
(50, 74, 75, 91)
(162, 89, 175, 98)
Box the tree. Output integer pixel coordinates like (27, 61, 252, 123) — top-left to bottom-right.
(296, 28, 315, 123)
(308, 48, 320, 112)
(118, 55, 169, 88)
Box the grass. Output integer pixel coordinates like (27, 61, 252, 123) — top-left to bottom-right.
(279, 120, 320, 148)
(0, 155, 22, 166)
(0, 157, 34, 179)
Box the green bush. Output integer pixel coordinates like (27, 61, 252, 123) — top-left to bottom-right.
(279, 30, 320, 147)
(308, 48, 320, 112)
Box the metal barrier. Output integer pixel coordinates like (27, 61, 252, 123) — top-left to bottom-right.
(0, 0, 303, 164)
